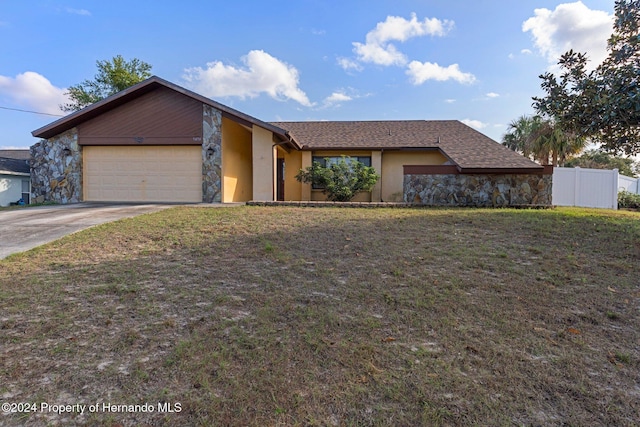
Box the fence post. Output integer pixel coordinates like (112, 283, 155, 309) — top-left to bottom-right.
(574, 167, 580, 207)
(612, 168, 619, 210)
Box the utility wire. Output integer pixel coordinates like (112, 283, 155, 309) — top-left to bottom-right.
(0, 105, 65, 117)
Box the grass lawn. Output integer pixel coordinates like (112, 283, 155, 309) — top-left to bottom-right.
(1, 206, 639, 426)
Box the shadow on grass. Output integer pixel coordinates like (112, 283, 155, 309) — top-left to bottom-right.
(0, 206, 639, 426)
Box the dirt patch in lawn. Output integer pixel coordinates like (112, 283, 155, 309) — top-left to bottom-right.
(1, 206, 639, 426)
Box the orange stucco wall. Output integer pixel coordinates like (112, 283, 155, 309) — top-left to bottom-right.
(221, 118, 253, 202)
(381, 151, 448, 201)
(279, 148, 303, 201)
(251, 126, 276, 201)
(262, 148, 447, 202)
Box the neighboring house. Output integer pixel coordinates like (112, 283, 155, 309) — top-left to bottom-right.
(0, 150, 31, 207)
(31, 76, 551, 207)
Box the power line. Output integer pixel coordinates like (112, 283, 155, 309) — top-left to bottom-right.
(0, 105, 65, 117)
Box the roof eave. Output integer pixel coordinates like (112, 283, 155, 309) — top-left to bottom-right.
(32, 76, 298, 145)
(459, 166, 549, 174)
(298, 146, 442, 151)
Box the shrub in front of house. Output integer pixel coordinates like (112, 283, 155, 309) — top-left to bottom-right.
(295, 156, 380, 202)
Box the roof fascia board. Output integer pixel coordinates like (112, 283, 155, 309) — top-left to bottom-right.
(459, 167, 546, 174)
(404, 165, 548, 175)
(299, 146, 444, 151)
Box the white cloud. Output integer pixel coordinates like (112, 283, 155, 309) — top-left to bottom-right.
(322, 88, 370, 108)
(0, 72, 68, 115)
(352, 12, 453, 66)
(509, 49, 533, 59)
(325, 92, 352, 104)
(66, 8, 91, 16)
(183, 50, 312, 107)
(343, 13, 473, 87)
(486, 92, 500, 98)
(522, 1, 612, 67)
(461, 119, 488, 129)
(444, 99, 456, 104)
(337, 57, 363, 72)
(406, 61, 476, 85)
(353, 41, 407, 67)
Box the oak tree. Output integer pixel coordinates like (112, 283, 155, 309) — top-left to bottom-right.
(533, 0, 640, 155)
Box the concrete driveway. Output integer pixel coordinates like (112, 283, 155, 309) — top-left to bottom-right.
(0, 203, 171, 259)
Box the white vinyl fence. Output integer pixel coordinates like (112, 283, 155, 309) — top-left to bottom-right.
(552, 167, 620, 209)
(619, 174, 640, 194)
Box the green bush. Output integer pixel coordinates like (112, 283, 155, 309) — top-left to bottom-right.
(295, 156, 380, 202)
(618, 190, 640, 209)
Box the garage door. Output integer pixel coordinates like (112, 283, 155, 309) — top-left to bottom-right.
(83, 146, 202, 202)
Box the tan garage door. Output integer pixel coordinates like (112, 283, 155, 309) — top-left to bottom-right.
(83, 146, 202, 202)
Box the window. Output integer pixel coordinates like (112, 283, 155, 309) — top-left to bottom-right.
(310, 156, 372, 189)
(21, 180, 30, 204)
(312, 156, 371, 168)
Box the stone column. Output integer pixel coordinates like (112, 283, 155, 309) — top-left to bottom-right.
(202, 105, 222, 202)
(30, 128, 82, 204)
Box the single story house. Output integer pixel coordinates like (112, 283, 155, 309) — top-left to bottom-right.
(31, 76, 551, 207)
(0, 150, 31, 207)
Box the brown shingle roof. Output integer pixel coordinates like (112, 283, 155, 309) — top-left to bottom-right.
(271, 120, 542, 171)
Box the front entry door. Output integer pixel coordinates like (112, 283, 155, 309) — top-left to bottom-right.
(276, 158, 285, 201)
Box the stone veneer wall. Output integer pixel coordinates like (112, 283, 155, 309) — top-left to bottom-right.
(202, 105, 222, 202)
(30, 128, 82, 204)
(404, 173, 552, 207)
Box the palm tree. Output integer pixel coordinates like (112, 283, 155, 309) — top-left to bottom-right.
(503, 115, 536, 159)
(502, 115, 586, 166)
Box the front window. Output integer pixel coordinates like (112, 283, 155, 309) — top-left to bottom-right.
(310, 156, 372, 189)
(312, 156, 371, 168)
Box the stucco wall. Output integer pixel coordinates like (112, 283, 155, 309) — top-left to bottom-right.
(305, 150, 447, 202)
(30, 128, 82, 204)
(404, 173, 553, 207)
(222, 117, 253, 202)
(282, 149, 302, 201)
(252, 126, 275, 201)
(371, 151, 382, 201)
(382, 151, 447, 202)
(0, 175, 26, 207)
(202, 105, 222, 202)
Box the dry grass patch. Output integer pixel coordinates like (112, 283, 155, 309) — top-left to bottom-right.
(1, 206, 639, 426)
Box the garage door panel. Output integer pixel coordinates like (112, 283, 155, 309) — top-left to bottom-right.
(83, 146, 202, 202)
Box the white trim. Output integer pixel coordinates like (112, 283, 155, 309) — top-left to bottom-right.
(0, 171, 29, 176)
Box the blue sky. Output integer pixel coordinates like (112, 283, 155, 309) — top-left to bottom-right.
(0, 1, 616, 149)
